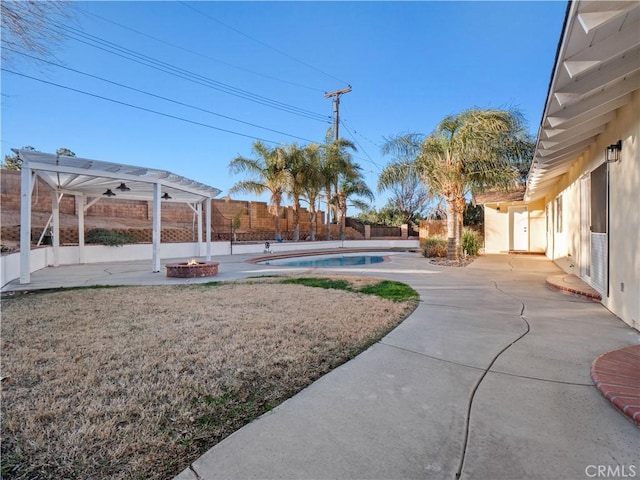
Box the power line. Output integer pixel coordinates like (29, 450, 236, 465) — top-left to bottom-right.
(76, 6, 326, 93)
(3, 68, 289, 145)
(5, 46, 319, 144)
(179, 1, 350, 86)
(342, 119, 383, 150)
(339, 120, 382, 172)
(58, 23, 329, 121)
(46, 22, 331, 123)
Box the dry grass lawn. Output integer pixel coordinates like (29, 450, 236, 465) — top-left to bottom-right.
(1, 276, 417, 479)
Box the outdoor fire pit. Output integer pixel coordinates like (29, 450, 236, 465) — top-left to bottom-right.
(166, 259, 219, 278)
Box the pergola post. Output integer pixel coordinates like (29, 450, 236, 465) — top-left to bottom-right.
(196, 202, 203, 257)
(77, 194, 85, 263)
(152, 183, 161, 272)
(205, 197, 212, 260)
(51, 191, 61, 267)
(19, 164, 33, 284)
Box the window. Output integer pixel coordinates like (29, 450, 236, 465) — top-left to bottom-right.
(556, 196, 563, 233)
(590, 163, 607, 234)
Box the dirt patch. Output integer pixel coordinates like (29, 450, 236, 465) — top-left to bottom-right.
(428, 256, 476, 267)
(1, 278, 416, 479)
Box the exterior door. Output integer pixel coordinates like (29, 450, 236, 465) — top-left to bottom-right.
(510, 206, 529, 251)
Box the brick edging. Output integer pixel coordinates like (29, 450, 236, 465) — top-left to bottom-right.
(545, 277, 602, 301)
(591, 346, 640, 428)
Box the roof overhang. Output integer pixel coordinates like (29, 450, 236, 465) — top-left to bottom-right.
(474, 186, 526, 205)
(15, 149, 221, 203)
(525, 0, 640, 202)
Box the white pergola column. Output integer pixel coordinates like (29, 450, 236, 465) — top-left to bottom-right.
(205, 197, 212, 260)
(76, 194, 85, 263)
(197, 202, 203, 257)
(51, 191, 61, 267)
(152, 183, 161, 272)
(19, 164, 33, 284)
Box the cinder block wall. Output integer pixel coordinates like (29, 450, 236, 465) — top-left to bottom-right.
(0, 170, 335, 243)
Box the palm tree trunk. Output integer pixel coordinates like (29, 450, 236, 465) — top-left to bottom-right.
(325, 190, 331, 240)
(292, 196, 300, 242)
(338, 193, 346, 241)
(455, 196, 465, 258)
(273, 206, 281, 240)
(309, 208, 316, 241)
(446, 199, 458, 260)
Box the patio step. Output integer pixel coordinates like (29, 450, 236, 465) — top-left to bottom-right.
(545, 273, 601, 301)
(591, 345, 640, 427)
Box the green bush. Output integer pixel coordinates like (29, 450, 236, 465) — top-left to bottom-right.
(421, 235, 447, 258)
(462, 228, 480, 256)
(86, 229, 133, 247)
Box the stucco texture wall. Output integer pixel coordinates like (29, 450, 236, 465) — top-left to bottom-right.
(543, 90, 639, 330)
(483, 198, 545, 254)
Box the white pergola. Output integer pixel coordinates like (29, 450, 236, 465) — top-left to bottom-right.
(525, 1, 640, 201)
(16, 149, 221, 284)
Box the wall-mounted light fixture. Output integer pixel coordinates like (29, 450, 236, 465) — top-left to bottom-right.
(161, 192, 172, 200)
(116, 182, 130, 191)
(606, 140, 622, 163)
(103, 189, 116, 197)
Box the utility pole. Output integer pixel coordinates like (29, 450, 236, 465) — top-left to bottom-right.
(324, 85, 352, 242)
(324, 85, 352, 141)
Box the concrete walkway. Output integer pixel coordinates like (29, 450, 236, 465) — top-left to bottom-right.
(169, 253, 637, 480)
(3, 252, 638, 479)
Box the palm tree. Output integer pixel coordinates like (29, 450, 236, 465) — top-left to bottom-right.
(337, 170, 374, 239)
(322, 133, 362, 240)
(282, 143, 304, 241)
(228, 141, 288, 240)
(299, 143, 325, 241)
(383, 108, 533, 259)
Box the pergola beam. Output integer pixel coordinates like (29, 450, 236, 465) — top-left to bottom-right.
(20, 166, 33, 284)
(205, 198, 212, 260)
(152, 183, 161, 273)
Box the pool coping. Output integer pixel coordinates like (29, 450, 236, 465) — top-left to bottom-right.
(245, 247, 416, 265)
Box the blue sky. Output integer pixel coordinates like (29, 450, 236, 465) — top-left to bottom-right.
(1, 1, 567, 210)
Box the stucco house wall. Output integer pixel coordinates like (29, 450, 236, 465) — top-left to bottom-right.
(483, 205, 509, 253)
(483, 197, 546, 254)
(544, 90, 639, 330)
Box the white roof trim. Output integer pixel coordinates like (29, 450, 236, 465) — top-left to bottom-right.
(525, 0, 640, 202)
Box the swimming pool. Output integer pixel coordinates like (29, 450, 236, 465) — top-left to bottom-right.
(256, 253, 386, 267)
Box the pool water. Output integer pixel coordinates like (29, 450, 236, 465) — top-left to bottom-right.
(258, 254, 385, 267)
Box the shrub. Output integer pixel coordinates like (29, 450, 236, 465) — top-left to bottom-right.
(421, 235, 447, 258)
(462, 228, 480, 256)
(86, 229, 133, 247)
